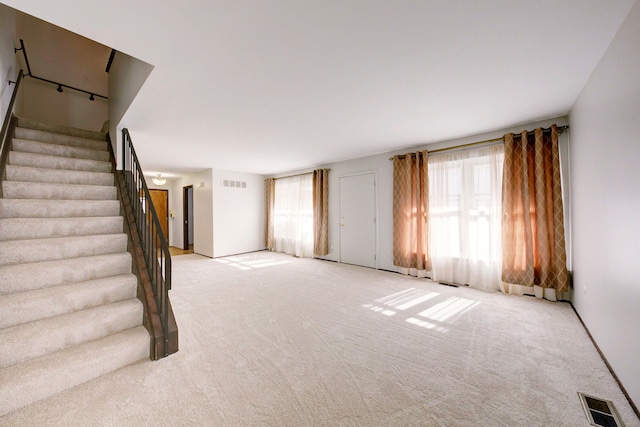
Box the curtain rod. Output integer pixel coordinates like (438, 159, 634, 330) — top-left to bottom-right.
(389, 125, 569, 160)
(272, 168, 331, 181)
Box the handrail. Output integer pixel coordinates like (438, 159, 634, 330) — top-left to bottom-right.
(15, 39, 107, 101)
(121, 128, 172, 357)
(0, 69, 24, 197)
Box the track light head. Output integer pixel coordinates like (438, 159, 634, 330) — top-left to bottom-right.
(89, 93, 95, 101)
(56, 84, 63, 93)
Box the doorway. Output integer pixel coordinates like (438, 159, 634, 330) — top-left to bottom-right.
(148, 189, 169, 243)
(183, 186, 194, 251)
(339, 173, 377, 268)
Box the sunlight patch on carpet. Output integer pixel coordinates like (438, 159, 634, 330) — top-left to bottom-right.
(406, 317, 448, 332)
(361, 304, 396, 316)
(375, 288, 440, 310)
(214, 256, 291, 270)
(364, 289, 480, 334)
(417, 297, 480, 323)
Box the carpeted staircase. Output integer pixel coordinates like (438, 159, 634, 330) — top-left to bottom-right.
(0, 118, 149, 416)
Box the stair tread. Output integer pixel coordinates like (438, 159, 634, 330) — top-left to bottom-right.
(5, 165, 114, 186)
(0, 253, 132, 295)
(12, 139, 110, 162)
(3, 181, 114, 189)
(8, 151, 111, 173)
(15, 117, 106, 141)
(0, 199, 120, 218)
(0, 325, 148, 416)
(0, 273, 137, 329)
(0, 299, 143, 368)
(0, 233, 128, 267)
(2, 181, 117, 200)
(0, 216, 124, 241)
(14, 128, 107, 151)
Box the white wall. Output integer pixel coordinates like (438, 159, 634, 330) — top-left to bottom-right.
(108, 51, 153, 161)
(569, 0, 640, 408)
(316, 117, 569, 273)
(165, 169, 265, 258)
(169, 178, 185, 248)
(0, 4, 19, 126)
(212, 169, 266, 257)
(15, 12, 108, 131)
(169, 169, 214, 258)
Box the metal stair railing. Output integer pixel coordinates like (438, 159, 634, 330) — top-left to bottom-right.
(121, 128, 172, 357)
(0, 69, 23, 197)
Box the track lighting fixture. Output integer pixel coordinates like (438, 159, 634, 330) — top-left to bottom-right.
(15, 40, 109, 101)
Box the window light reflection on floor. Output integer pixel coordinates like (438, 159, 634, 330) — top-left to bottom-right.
(406, 317, 448, 333)
(375, 288, 440, 310)
(213, 257, 291, 270)
(364, 288, 480, 334)
(361, 304, 396, 316)
(417, 297, 479, 323)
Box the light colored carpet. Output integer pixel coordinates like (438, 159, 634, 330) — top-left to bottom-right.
(1, 251, 638, 426)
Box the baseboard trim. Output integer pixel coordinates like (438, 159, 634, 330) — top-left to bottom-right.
(571, 303, 639, 419)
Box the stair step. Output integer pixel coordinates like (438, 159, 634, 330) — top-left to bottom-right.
(0, 217, 123, 241)
(0, 253, 132, 295)
(14, 128, 107, 151)
(0, 298, 143, 368)
(16, 117, 106, 141)
(0, 199, 120, 219)
(0, 234, 128, 267)
(0, 274, 137, 329)
(8, 151, 111, 173)
(2, 181, 116, 200)
(12, 139, 109, 162)
(5, 165, 114, 186)
(0, 325, 148, 416)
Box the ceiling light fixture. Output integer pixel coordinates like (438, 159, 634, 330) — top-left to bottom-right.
(56, 84, 63, 93)
(152, 174, 166, 186)
(89, 93, 95, 101)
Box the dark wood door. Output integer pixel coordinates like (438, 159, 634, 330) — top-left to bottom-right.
(148, 189, 169, 242)
(183, 186, 193, 250)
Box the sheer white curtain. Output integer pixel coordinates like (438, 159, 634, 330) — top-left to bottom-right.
(428, 144, 504, 291)
(273, 174, 314, 257)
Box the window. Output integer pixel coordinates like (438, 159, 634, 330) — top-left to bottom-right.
(428, 145, 504, 291)
(272, 174, 314, 257)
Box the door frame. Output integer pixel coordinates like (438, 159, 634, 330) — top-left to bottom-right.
(338, 170, 379, 269)
(183, 185, 193, 251)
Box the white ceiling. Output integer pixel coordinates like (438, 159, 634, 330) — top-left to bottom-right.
(3, 0, 636, 175)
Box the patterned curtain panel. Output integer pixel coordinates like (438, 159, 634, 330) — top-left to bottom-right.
(501, 125, 569, 292)
(264, 178, 275, 250)
(312, 169, 329, 256)
(392, 151, 431, 271)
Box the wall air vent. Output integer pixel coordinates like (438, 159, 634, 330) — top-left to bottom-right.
(578, 392, 625, 427)
(223, 180, 246, 189)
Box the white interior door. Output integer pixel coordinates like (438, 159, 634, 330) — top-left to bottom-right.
(339, 173, 376, 268)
